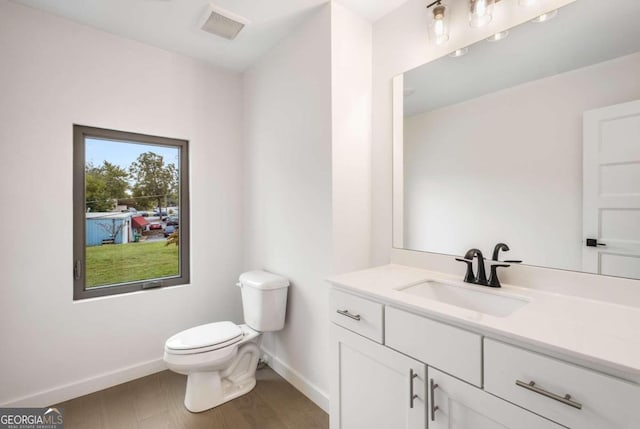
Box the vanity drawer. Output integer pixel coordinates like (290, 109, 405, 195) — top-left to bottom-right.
(330, 289, 383, 343)
(385, 306, 482, 387)
(484, 339, 640, 429)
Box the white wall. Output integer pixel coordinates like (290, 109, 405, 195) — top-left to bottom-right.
(243, 2, 372, 410)
(0, 0, 244, 406)
(372, 0, 576, 265)
(243, 4, 334, 409)
(331, 2, 372, 276)
(403, 52, 640, 271)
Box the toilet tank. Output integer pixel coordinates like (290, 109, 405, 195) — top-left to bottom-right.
(238, 270, 289, 332)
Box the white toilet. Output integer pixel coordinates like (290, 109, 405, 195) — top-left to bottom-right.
(163, 270, 289, 412)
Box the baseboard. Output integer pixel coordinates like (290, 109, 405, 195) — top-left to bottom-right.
(261, 349, 330, 413)
(1, 358, 167, 407)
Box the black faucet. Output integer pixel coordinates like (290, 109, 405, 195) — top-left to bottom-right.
(457, 244, 521, 288)
(455, 248, 487, 286)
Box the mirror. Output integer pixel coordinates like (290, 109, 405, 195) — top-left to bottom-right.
(393, 0, 640, 280)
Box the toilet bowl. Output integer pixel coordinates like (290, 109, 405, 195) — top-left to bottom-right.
(163, 270, 289, 412)
(164, 322, 262, 412)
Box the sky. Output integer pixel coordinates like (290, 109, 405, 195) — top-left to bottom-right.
(85, 137, 180, 170)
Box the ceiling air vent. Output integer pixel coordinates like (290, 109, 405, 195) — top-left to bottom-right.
(200, 5, 248, 40)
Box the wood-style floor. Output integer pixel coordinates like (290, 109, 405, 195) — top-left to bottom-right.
(54, 366, 328, 429)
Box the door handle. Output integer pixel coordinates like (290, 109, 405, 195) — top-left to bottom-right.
(430, 378, 439, 421)
(516, 380, 582, 410)
(336, 309, 361, 321)
(409, 369, 418, 408)
(586, 238, 606, 247)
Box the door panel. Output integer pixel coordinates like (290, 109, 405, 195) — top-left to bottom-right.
(330, 325, 426, 429)
(583, 99, 640, 278)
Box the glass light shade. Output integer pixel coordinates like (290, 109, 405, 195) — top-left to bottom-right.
(428, 3, 450, 45)
(469, 0, 494, 28)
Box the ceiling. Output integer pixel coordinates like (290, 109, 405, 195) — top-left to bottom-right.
(403, 0, 640, 116)
(11, 0, 408, 71)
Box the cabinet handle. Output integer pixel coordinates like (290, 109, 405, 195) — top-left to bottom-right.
(430, 378, 439, 421)
(336, 309, 361, 321)
(515, 380, 583, 410)
(409, 369, 419, 408)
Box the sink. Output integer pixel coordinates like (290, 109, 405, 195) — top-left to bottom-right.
(396, 280, 528, 317)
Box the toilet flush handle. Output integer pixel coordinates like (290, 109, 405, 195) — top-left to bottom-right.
(236, 282, 242, 288)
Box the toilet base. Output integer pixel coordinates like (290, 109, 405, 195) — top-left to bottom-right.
(184, 342, 260, 413)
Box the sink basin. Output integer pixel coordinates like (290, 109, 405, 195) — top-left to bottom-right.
(396, 280, 528, 317)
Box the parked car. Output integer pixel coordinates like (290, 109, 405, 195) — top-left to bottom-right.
(153, 210, 168, 217)
(166, 216, 179, 226)
(164, 225, 176, 237)
(149, 223, 162, 230)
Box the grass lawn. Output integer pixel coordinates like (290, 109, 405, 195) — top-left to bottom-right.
(86, 240, 179, 288)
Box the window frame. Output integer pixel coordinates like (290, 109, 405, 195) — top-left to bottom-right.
(73, 125, 190, 300)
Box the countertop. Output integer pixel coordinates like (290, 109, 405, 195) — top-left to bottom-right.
(327, 264, 640, 384)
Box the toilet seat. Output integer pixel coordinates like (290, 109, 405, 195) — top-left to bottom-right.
(165, 321, 243, 355)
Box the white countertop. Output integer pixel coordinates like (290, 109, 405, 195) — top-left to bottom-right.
(327, 264, 640, 384)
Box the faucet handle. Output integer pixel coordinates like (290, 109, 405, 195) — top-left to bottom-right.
(503, 259, 522, 264)
(488, 264, 510, 288)
(455, 258, 476, 283)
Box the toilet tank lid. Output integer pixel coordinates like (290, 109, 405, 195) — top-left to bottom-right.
(239, 270, 290, 290)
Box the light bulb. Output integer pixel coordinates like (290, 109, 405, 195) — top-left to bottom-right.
(469, 0, 494, 28)
(434, 18, 445, 37)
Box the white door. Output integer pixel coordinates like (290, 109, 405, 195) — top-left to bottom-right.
(330, 325, 426, 429)
(429, 368, 563, 429)
(583, 99, 640, 279)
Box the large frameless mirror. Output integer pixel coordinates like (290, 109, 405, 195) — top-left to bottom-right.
(393, 0, 640, 280)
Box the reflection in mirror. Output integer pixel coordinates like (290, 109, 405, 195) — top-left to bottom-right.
(394, 0, 640, 280)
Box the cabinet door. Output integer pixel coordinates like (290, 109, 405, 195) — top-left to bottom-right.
(429, 368, 563, 429)
(330, 325, 426, 429)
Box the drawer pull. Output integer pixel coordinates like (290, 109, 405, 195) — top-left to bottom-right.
(336, 309, 361, 321)
(515, 380, 583, 410)
(430, 378, 439, 421)
(409, 369, 418, 409)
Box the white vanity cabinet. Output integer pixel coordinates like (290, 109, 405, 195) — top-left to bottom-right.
(331, 325, 427, 429)
(428, 367, 563, 429)
(330, 287, 640, 429)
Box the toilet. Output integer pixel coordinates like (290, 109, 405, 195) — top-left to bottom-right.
(163, 270, 289, 412)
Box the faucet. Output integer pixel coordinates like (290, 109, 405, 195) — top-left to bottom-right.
(455, 248, 487, 286)
(457, 244, 519, 288)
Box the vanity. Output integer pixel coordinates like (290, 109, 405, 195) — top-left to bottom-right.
(328, 265, 640, 429)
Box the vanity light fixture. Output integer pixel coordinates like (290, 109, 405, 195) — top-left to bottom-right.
(427, 0, 450, 45)
(486, 30, 509, 42)
(531, 9, 558, 23)
(469, 0, 496, 28)
(518, 0, 538, 6)
(449, 47, 469, 58)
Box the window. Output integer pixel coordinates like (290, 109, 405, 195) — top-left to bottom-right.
(73, 125, 189, 299)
